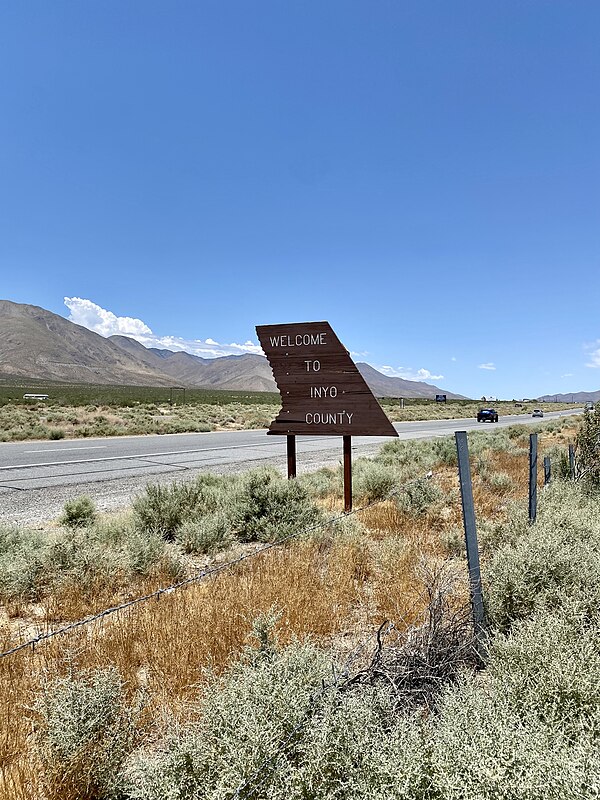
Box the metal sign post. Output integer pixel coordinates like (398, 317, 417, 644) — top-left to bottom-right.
(287, 435, 297, 479)
(256, 321, 398, 510)
(343, 435, 352, 512)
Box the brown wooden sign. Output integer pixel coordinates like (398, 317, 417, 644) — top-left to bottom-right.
(256, 321, 398, 437)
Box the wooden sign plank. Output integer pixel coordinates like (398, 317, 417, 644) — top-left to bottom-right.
(256, 321, 398, 437)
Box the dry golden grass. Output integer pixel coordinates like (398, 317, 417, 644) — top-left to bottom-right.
(0, 423, 580, 799)
(0, 532, 442, 798)
(3, 568, 180, 626)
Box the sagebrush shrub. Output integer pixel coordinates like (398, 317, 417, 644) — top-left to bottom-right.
(487, 471, 513, 493)
(576, 405, 600, 486)
(396, 478, 442, 515)
(489, 609, 600, 734)
(178, 511, 233, 554)
(133, 481, 205, 539)
(353, 459, 396, 503)
(232, 469, 321, 543)
(0, 518, 184, 602)
(298, 466, 341, 499)
(544, 445, 572, 479)
(123, 528, 184, 578)
(59, 496, 97, 528)
(486, 482, 600, 631)
(430, 672, 599, 800)
(0, 525, 47, 600)
(476, 504, 528, 554)
(117, 639, 330, 798)
(36, 667, 137, 800)
(430, 436, 458, 466)
(439, 526, 465, 558)
(377, 439, 436, 471)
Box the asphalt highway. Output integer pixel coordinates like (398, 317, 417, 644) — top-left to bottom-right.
(0, 409, 581, 523)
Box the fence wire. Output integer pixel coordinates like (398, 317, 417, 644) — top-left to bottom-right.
(0, 471, 435, 660)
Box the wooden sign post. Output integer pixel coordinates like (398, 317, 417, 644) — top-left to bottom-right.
(256, 321, 398, 511)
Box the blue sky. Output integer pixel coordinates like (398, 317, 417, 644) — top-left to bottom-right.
(1, 1, 599, 399)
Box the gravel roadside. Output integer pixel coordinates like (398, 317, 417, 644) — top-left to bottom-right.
(1, 442, 385, 526)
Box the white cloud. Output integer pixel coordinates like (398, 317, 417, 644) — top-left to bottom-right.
(478, 362, 496, 371)
(561, 373, 573, 378)
(585, 341, 600, 368)
(64, 297, 263, 358)
(451, 356, 457, 362)
(64, 297, 152, 337)
(377, 365, 444, 382)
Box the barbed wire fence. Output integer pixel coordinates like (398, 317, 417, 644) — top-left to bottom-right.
(230, 428, 583, 797)
(1, 424, 581, 800)
(2, 418, 578, 663)
(0, 471, 436, 660)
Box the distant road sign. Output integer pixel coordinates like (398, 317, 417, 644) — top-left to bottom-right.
(435, 394, 447, 403)
(256, 321, 397, 437)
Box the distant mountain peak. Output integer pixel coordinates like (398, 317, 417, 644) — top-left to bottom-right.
(0, 300, 466, 397)
(537, 389, 600, 403)
(356, 362, 465, 399)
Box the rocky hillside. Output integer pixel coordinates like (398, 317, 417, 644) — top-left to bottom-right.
(0, 300, 464, 397)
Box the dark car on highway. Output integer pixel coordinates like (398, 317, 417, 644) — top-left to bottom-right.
(477, 408, 499, 423)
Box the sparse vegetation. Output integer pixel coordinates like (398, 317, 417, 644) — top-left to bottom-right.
(0, 415, 593, 799)
(0, 382, 578, 441)
(380, 397, 577, 424)
(0, 515, 185, 608)
(0, 384, 281, 441)
(132, 467, 321, 544)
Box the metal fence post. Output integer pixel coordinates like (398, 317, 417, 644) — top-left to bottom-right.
(455, 432, 485, 643)
(569, 444, 576, 480)
(529, 433, 538, 524)
(543, 456, 551, 486)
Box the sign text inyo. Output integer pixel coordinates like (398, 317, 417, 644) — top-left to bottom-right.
(256, 321, 398, 510)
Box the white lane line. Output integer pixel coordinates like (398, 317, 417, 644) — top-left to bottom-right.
(0, 438, 328, 471)
(23, 446, 108, 453)
(0, 412, 580, 473)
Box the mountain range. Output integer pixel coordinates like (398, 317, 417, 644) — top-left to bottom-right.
(0, 300, 465, 398)
(537, 391, 600, 404)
